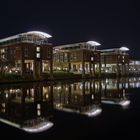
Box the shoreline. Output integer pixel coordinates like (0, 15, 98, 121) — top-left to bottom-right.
(0, 73, 139, 84)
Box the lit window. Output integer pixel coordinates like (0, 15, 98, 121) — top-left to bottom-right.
(1, 49, 5, 53)
(36, 53, 40, 58)
(36, 47, 40, 52)
(91, 57, 94, 61)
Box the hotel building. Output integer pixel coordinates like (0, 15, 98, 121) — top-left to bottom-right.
(100, 47, 130, 76)
(129, 60, 140, 74)
(53, 41, 101, 78)
(0, 31, 53, 79)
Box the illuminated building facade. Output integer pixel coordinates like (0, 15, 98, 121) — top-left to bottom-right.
(129, 60, 140, 74)
(100, 47, 130, 76)
(0, 31, 53, 79)
(53, 41, 101, 77)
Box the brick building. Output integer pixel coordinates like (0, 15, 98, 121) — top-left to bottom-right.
(53, 41, 101, 78)
(0, 31, 53, 79)
(100, 47, 130, 76)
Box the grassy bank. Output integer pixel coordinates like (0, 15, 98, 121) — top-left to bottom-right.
(49, 71, 82, 80)
(0, 73, 36, 84)
(0, 71, 138, 84)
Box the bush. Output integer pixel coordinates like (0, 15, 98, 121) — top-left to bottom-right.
(0, 73, 23, 81)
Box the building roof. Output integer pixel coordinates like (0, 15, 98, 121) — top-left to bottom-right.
(119, 47, 129, 51)
(0, 31, 52, 44)
(54, 41, 101, 50)
(100, 47, 129, 53)
(86, 41, 101, 46)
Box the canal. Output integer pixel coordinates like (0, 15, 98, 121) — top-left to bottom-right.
(0, 77, 140, 139)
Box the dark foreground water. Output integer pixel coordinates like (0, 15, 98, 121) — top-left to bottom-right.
(0, 77, 140, 139)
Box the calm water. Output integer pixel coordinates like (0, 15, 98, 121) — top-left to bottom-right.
(0, 77, 140, 139)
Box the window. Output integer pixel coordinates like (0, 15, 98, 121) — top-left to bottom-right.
(1, 49, 5, 53)
(91, 57, 94, 61)
(36, 47, 40, 52)
(36, 53, 40, 58)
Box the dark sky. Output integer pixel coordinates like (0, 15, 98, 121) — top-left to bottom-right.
(0, 0, 140, 58)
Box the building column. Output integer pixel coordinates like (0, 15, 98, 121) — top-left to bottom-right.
(104, 55, 106, 73)
(39, 60, 42, 78)
(124, 64, 127, 76)
(89, 61, 92, 77)
(92, 62, 95, 77)
(122, 63, 125, 76)
(68, 62, 71, 72)
(68, 52, 71, 72)
(127, 62, 129, 76)
(49, 45, 53, 80)
(33, 60, 42, 79)
(21, 59, 25, 77)
(98, 60, 101, 77)
(82, 51, 85, 78)
(82, 61, 85, 78)
(49, 59, 53, 80)
(116, 62, 119, 77)
(33, 60, 36, 79)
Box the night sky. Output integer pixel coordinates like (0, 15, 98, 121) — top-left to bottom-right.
(0, 0, 139, 58)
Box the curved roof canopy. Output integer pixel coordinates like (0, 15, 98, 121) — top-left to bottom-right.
(22, 31, 52, 38)
(0, 31, 52, 43)
(119, 47, 129, 51)
(86, 41, 101, 46)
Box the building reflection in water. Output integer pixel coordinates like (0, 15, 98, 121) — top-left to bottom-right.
(0, 83, 53, 133)
(0, 77, 140, 133)
(52, 80, 102, 117)
(101, 78, 130, 109)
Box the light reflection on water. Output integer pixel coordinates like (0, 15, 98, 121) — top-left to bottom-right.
(0, 77, 140, 133)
